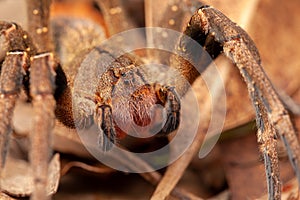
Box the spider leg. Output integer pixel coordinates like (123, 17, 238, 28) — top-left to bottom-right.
(95, 105, 116, 151)
(0, 52, 29, 169)
(247, 74, 281, 199)
(27, 0, 52, 53)
(29, 53, 56, 200)
(94, 0, 136, 35)
(177, 6, 300, 198)
(26, 0, 57, 199)
(0, 21, 33, 177)
(156, 86, 181, 135)
(214, 12, 300, 184)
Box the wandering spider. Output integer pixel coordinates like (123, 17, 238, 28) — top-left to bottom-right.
(0, 0, 300, 199)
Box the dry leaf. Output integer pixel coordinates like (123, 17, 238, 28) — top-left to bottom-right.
(0, 193, 16, 200)
(61, 161, 115, 176)
(1, 154, 60, 197)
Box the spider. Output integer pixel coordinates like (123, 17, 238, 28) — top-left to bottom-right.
(0, 0, 299, 199)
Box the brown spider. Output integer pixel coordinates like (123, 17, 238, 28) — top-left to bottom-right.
(0, 0, 299, 199)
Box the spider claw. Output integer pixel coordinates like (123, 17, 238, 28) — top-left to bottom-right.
(100, 123, 116, 151)
(157, 86, 181, 136)
(160, 111, 180, 135)
(96, 105, 116, 151)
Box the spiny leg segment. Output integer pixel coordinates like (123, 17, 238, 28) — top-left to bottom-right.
(0, 51, 29, 169)
(0, 16, 56, 199)
(95, 104, 116, 151)
(0, 0, 57, 199)
(94, 0, 136, 35)
(247, 73, 281, 199)
(0, 21, 34, 181)
(156, 86, 181, 135)
(27, 0, 57, 199)
(29, 53, 56, 200)
(173, 5, 300, 199)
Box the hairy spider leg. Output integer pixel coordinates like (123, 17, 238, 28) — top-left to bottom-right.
(246, 73, 281, 199)
(95, 105, 116, 151)
(94, 0, 136, 35)
(156, 86, 181, 135)
(176, 6, 300, 199)
(26, 0, 57, 199)
(0, 21, 33, 184)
